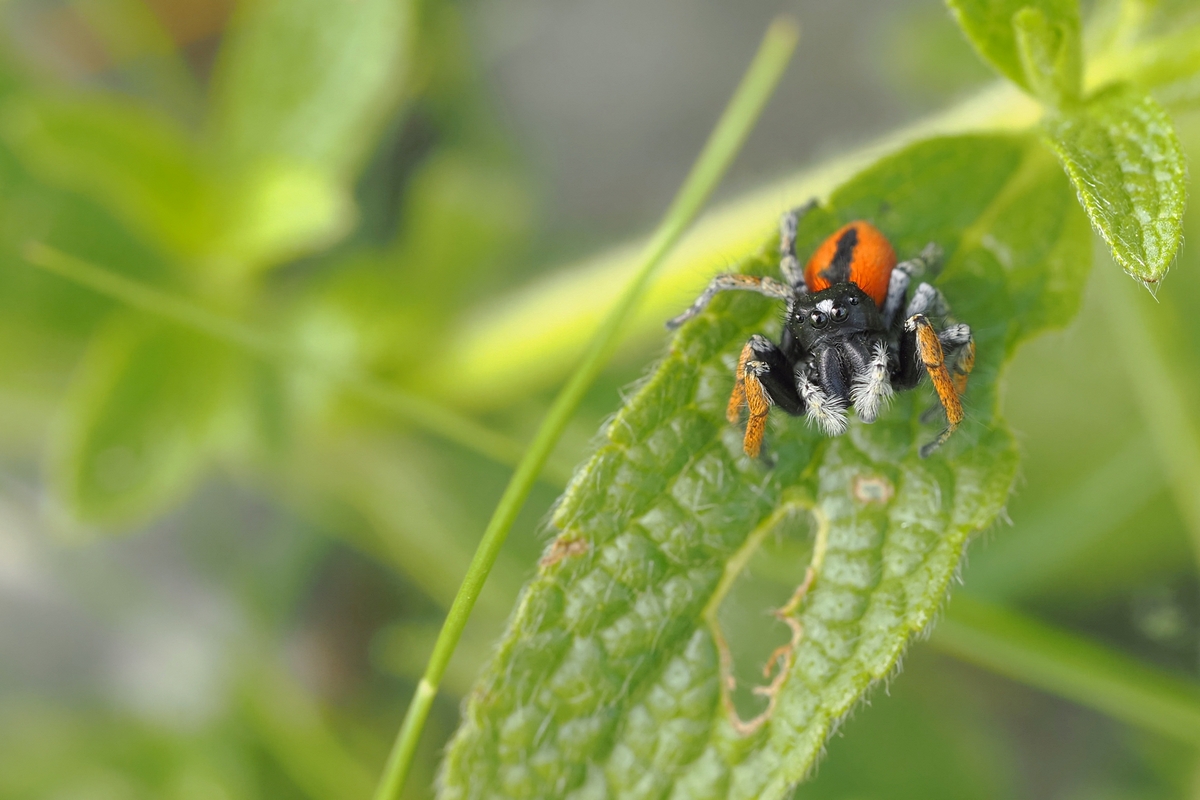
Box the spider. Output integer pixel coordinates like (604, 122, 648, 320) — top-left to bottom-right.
(667, 201, 975, 459)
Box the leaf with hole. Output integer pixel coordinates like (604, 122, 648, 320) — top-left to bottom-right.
(437, 133, 1092, 799)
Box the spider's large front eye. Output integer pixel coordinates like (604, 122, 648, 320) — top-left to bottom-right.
(831, 305, 848, 322)
(809, 310, 828, 328)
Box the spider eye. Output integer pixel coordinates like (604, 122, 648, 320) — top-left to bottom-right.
(847, 295, 859, 306)
(809, 310, 828, 328)
(831, 305, 848, 322)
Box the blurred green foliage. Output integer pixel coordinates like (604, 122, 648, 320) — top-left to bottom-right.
(0, 0, 1198, 799)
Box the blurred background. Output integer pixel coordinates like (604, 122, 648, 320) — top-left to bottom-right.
(0, 0, 1197, 798)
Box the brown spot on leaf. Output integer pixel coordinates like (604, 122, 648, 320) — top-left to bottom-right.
(539, 536, 589, 568)
(853, 474, 894, 505)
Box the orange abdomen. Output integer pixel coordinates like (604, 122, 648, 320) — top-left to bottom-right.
(804, 221, 896, 307)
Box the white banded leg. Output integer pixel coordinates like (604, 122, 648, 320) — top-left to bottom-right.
(882, 243, 942, 327)
(904, 281, 950, 320)
(667, 274, 793, 329)
(850, 341, 894, 423)
(779, 200, 817, 289)
(939, 323, 975, 395)
(796, 368, 848, 435)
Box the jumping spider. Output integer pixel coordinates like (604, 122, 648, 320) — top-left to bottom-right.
(668, 202, 975, 459)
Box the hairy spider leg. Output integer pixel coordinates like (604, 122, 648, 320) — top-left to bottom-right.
(904, 280, 950, 320)
(797, 368, 849, 436)
(778, 200, 817, 289)
(905, 314, 965, 458)
(882, 243, 942, 328)
(728, 342, 751, 423)
(729, 335, 805, 456)
(938, 323, 975, 396)
(741, 359, 772, 458)
(953, 340, 976, 396)
(850, 340, 893, 423)
(666, 274, 793, 329)
(917, 324, 976, 425)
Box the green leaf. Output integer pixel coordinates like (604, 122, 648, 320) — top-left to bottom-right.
(0, 96, 223, 261)
(0, 95, 357, 274)
(51, 315, 239, 527)
(209, 0, 413, 180)
(201, 0, 413, 272)
(437, 134, 1092, 799)
(1012, 6, 1082, 104)
(1042, 82, 1186, 284)
(215, 159, 356, 273)
(945, 0, 1081, 98)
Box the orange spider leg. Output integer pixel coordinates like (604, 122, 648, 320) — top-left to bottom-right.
(953, 339, 976, 397)
(741, 368, 772, 459)
(909, 314, 964, 457)
(729, 340, 772, 457)
(727, 341, 752, 423)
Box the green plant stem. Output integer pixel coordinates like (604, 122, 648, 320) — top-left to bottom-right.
(19, 241, 557, 482)
(935, 593, 1200, 746)
(371, 17, 801, 800)
(1096, 262, 1200, 572)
